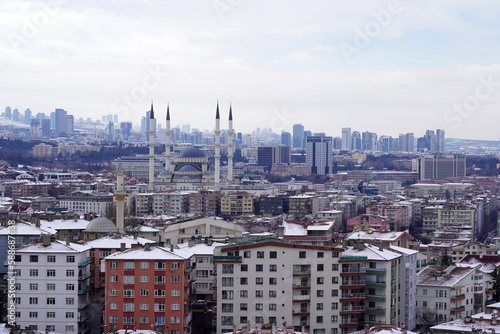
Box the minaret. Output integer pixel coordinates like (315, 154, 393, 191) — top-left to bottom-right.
(148, 102, 155, 191)
(114, 157, 126, 232)
(227, 104, 234, 183)
(164, 104, 171, 173)
(214, 102, 221, 189)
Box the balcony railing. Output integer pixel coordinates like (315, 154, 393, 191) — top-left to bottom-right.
(78, 258, 91, 267)
(341, 293, 366, 299)
(78, 285, 90, 294)
(292, 295, 311, 301)
(343, 280, 366, 286)
(293, 269, 311, 275)
(341, 305, 365, 311)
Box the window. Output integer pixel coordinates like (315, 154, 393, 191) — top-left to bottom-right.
(30, 283, 38, 291)
(244, 251, 251, 258)
(171, 316, 180, 324)
(66, 284, 75, 291)
(46, 326, 55, 332)
(171, 303, 180, 310)
(47, 269, 56, 277)
(256, 316, 263, 324)
(154, 289, 165, 298)
(124, 289, 134, 298)
(66, 269, 75, 277)
(257, 251, 264, 258)
(317, 277, 324, 284)
(317, 264, 324, 271)
(109, 316, 118, 323)
(332, 289, 338, 297)
(240, 290, 248, 298)
(222, 303, 234, 312)
(270, 251, 277, 258)
(269, 303, 277, 310)
(317, 252, 324, 258)
(47, 297, 55, 305)
(256, 290, 263, 298)
(256, 264, 263, 271)
(47, 255, 56, 263)
(30, 269, 38, 277)
(124, 262, 135, 270)
(331, 302, 338, 310)
(171, 275, 180, 283)
(269, 290, 277, 298)
(29, 297, 38, 305)
(66, 298, 74, 305)
(140, 261, 149, 269)
(317, 316, 323, 323)
(171, 289, 180, 296)
(155, 303, 165, 312)
(124, 316, 134, 325)
(331, 315, 338, 323)
(110, 275, 118, 282)
(332, 251, 339, 257)
(66, 312, 75, 318)
(241, 316, 248, 324)
(222, 264, 234, 273)
(256, 303, 263, 310)
(154, 316, 165, 325)
(256, 277, 264, 285)
(47, 283, 55, 291)
(196, 270, 209, 278)
(222, 290, 234, 300)
(270, 264, 277, 271)
(109, 261, 118, 269)
(222, 277, 234, 286)
(140, 303, 149, 310)
(140, 316, 149, 324)
(317, 303, 323, 310)
(29, 312, 38, 318)
(30, 255, 38, 262)
(109, 302, 118, 310)
(140, 275, 149, 282)
(222, 316, 233, 326)
(240, 264, 248, 272)
(299, 251, 306, 258)
(66, 255, 75, 263)
(240, 303, 249, 311)
(124, 303, 134, 312)
(155, 276, 165, 284)
(171, 262, 180, 269)
(332, 277, 339, 284)
(47, 312, 55, 318)
(317, 290, 324, 297)
(155, 261, 166, 270)
(140, 289, 149, 296)
(269, 277, 277, 285)
(332, 264, 339, 271)
(241, 277, 248, 285)
(123, 275, 134, 284)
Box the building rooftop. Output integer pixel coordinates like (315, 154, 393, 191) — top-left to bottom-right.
(104, 245, 189, 260)
(16, 239, 90, 253)
(417, 265, 477, 287)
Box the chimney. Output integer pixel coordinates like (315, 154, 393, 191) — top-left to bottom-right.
(65, 238, 70, 245)
(402, 324, 406, 334)
(42, 234, 50, 247)
(120, 243, 126, 251)
(364, 322, 370, 334)
(170, 244, 174, 252)
(145, 244, 151, 251)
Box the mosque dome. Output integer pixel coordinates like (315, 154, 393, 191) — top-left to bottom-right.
(84, 217, 117, 233)
(181, 148, 206, 158)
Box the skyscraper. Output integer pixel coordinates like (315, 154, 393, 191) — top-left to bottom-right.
(4, 106, 11, 119)
(55, 108, 68, 136)
(24, 108, 31, 125)
(342, 127, 352, 150)
(306, 133, 333, 175)
(12, 109, 19, 122)
(120, 122, 132, 140)
(436, 129, 445, 153)
(281, 131, 291, 146)
(352, 131, 361, 151)
(41, 119, 51, 137)
(292, 123, 304, 148)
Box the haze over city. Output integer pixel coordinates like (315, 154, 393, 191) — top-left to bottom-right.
(1, 1, 500, 139)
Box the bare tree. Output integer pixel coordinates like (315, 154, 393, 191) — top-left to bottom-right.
(417, 307, 437, 333)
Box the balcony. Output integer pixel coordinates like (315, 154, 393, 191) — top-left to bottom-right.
(341, 292, 366, 299)
(451, 306, 465, 314)
(293, 283, 310, 289)
(292, 308, 310, 315)
(340, 305, 365, 314)
(292, 295, 311, 301)
(366, 268, 387, 275)
(78, 258, 91, 267)
(293, 269, 311, 276)
(366, 281, 386, 287)
(451, 294, 465, 302)
(366, 294, 385, 301)
(342, 280, 366, 286)
(366, 307, 386, 315)
(213, 256, 242, 263)
(78, 273, 91, 281)
(78, 285, 91, 294)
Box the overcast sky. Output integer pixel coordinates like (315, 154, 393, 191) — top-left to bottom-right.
(1, 0, 499, 140)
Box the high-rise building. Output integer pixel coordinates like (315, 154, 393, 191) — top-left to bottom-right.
(50, 111, 55, 130)
(292, 123, 304, 148)
(257, 145, 291, 170)
(36, 112, 45, 120)
(303, 130, 312, 148)
(416, 155, 466, 180)
(352, 131, 361, 151)
(54, 109, 68, 136)
(106, 121, 115, 142)
(436, 129, 445, 153)
(41, 119, 51, 137)
(4, 106, 11, 119)
(12, 108, 19, 122)
(306, 133, 333, 175)
(24, 108, 32, 124)
(30, 119, 40, 137)
(362, 132, 377, 152)
(380, 135, 393, 152)
(66, 115, 74, 135)
(120, 122, 132, 140)
(406, 133, 414, 152)
(281, 131, 291, 146)
(342, 127, 352, 150)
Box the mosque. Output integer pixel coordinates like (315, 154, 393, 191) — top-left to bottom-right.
(144, 102, 234, 191)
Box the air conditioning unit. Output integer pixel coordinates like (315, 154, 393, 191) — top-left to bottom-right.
(170, 268, 175, 272)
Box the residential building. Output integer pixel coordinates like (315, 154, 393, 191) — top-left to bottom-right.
(104, 245, 194, 333)
(288, 195, 313, 217)
(306, 133, 333, 175)
(342, 128, 352, 151)
(14, 237, 92, 333)
(220, 191, 254, 218)
(415, 155, 466, 180)
(188, 189, 221, 216)
(59, 190, 114, 216)
(152, 191, 192, 216)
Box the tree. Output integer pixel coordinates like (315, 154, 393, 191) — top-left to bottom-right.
(492, 267, 500, 302)
(439, 251, 452, 266)
(417, 307, 437, 333)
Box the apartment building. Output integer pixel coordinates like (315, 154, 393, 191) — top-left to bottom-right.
(188, 189, 221, 216)
(14, 237, 92, 333)
(214, 239, 344, 334)
(152, 191, 192, 216)
(288, 195, 313, 217)
(416, 265, 495, 325)
(59, 190, 113, 216)
(104, 245, 194, 333)
(220, 191, 254, 218)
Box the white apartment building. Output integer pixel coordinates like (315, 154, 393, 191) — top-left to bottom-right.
(416, 264, 495, 326)
(59, 190, 113, 216)
(13, 237, 92, 333)
(152, 191, 193, 216)
(214, 239, 343, 334)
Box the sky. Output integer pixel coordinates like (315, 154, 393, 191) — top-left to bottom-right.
(1, 0, 500, 140)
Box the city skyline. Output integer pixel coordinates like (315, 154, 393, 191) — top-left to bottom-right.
(1, 1, 499, 140)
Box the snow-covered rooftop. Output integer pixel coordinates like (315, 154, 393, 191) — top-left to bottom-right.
(16, 239, 90, 253)
(104, 245, 189, 260)
(85, 235, 155, 249)
(282, 221, 307, 236)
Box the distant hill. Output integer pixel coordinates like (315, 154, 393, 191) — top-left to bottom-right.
(445, 138, 500, 154)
